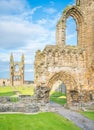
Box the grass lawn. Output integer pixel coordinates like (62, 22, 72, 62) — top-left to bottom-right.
(0, 86, 14, 96)
(13, 86, 34, 95)
(0, 86, 34, 96)
(0, 112, 81, 130)
(50, 92, 67, 106)
(81, 111, 94, 121)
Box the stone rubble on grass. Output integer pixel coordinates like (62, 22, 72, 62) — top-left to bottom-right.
(0, 95, 51, 113)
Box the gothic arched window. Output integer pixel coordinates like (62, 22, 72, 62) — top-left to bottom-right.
(66, 16, 77, 46)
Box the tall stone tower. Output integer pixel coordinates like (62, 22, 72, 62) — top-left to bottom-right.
(10, 53, 24, 86)
(34, 0, 94, 106)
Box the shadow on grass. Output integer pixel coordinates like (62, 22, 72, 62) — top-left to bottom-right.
(0, 92, 14, 96)
(80, 111, 94, 121)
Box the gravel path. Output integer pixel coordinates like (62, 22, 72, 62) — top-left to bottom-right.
(50, 102, 94, 130)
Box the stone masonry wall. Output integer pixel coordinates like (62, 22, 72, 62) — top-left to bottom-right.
(34, 0, 94, 106)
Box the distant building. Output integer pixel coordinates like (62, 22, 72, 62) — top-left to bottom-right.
(10, 53, 24, 86)
(0, 79, 10, 86)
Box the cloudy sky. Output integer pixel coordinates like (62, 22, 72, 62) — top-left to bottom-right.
(0, 0, 77, 81)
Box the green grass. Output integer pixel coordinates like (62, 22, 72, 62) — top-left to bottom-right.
(0, 112, 81, 130)
(15, 86, 34, 95)
(81, 111, 94, 121)
(0, 91, 14, 96)
(10, 97, 19, 102)
(0, 86, 34, 96)
(0, 86, 14, 96)
(50, 92, 67, 106)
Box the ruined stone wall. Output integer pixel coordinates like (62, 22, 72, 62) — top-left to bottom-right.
(35, 46, 87, 86)
(10, 54, 24, 86)
(0, 79, 10, 86)
(34, 0, 94, 106)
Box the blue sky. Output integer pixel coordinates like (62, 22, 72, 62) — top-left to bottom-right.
(0, 0, 77, 81)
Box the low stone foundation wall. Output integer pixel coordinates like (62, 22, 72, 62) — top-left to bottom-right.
(0, 97, 12, 103)
(0, 102, 39, 113)
(0, 96, 51, 113)
(0, 96, 39, 113)
(69, 101, 94, 111)
(0, 90, 94, 113)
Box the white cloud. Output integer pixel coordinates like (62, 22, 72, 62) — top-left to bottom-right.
(21, 6, 42, 20)
(36, 19, 47, 25)
(0, 0, 28, 15)
(0, 15, 55, 49)
(0, 0, 60, 51)
(43, 7, 57, 14)
(37, 12, 61, 28)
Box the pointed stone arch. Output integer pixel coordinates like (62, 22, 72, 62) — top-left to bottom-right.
(47, 71, 78, 105)
(48, 72, 77, 89)
(56, 6, 84, 47)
